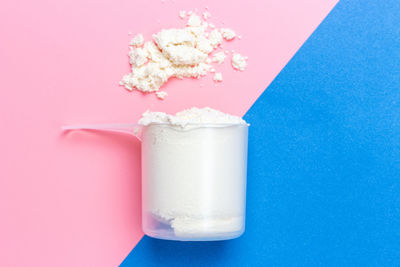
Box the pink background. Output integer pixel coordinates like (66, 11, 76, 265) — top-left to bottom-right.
(0, 0, 337, 266)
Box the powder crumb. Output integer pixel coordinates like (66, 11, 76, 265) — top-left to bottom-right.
(205, 6, 209, 10)
(210, 68, 216, 72)
(187, 13, 202, 27)
(156, 91, 168, 100)
(213, 72, 223, 82)
(209, 23, 215, 28)
(238, 35, 242, 39)
(209, 29, 223, 47)
(225, 50, 229, 54)
(179, 10, 186, 19)
(128, 31, 132, 35)
(232, 53, 247, 71)
(220, 28, 236, 40)
(203, 12, 211, 20)
(212, 52, 226, 64)
(128, 47, 148, 67)
(129, 34, 144, 47)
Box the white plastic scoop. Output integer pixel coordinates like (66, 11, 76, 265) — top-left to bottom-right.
(62, 123, 142, 141)
(62, 122, 250, 141)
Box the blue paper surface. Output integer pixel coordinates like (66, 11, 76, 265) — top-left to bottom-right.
(121, 0, 400, 266)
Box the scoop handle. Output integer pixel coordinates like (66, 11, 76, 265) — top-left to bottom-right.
(62, 123, 142, 141)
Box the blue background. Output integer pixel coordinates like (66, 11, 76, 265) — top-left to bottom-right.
(122, 0, 400, 266)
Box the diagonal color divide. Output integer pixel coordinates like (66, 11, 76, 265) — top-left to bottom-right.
(122, 0, 400, 266)
(0, 0, 337, 266)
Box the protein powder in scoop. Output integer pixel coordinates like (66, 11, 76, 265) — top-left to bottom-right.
(139, 107, 249, 241)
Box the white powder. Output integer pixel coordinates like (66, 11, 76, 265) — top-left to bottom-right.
(232, 53, 247, 71)
(213, 72, 223, 82)
(187, 13, 202, 27)
(212, 51, 226, 64)
(128, 47, 148, 67)
(203, 11, 211, 20)
(140, 107, 248, 239)
(179, 10, 186, 19)
(129, 34, 144, 47)
(155, 91, 168, 99)
(220, 28, 236, 40)
(120, 10, 248, 97)
(139, 107, 246, 127)
(208, 29, 223, 47)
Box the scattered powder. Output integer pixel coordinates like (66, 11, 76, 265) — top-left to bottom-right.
(212, 51, 226, 64)
(213, 72, 223, 82)
(179, 10, 186, 19)
(187, 13, 202, 27)
(129, 34, 144, 47)
(155, 91, 168, 100)
(120, 10, 248, 97)
(220, 28, 236, 40)
(232, 53, 247, 71)
(203, 11, 211, 20)
(208, 29, 223, 47)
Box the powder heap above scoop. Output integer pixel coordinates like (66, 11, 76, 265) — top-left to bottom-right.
(120, 11, 248, 100)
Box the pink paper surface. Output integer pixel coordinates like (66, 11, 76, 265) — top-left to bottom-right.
(0, 0, 337, 266)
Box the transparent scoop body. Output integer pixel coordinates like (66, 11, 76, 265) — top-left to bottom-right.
(63, 122, 249, 241)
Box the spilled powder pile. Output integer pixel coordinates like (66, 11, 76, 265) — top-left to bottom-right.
(120, 10, 248, 100)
